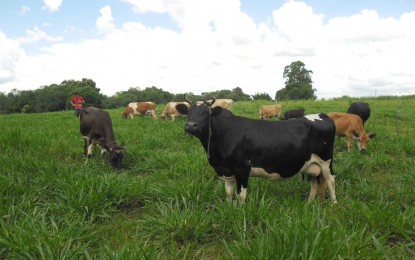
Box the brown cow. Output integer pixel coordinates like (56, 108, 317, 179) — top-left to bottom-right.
(259, 104, 282, 120)
(80, 107, 124, 169)
(328, 112, 376, 152)
(121, 102, 157, 119)
(196, 99, 234, 110)
(160, 102, 190, 122)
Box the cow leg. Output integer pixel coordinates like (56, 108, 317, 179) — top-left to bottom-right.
(308, 177, 318, 203)
(346, 135, 353, 151)
(224, 178, 236, 202)
(235, 169, 250, 203)
(87, 140, 95, 157)
(321, 162, 337, 203)
(171, 114, 176, 122)
(150, 109, 157, 119)
(83, 138, 88, 157)
(318, 175, 327, 200)
(100, 146, 108, 156)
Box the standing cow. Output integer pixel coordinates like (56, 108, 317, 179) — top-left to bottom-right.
(122, 102, 157, 119)
(281, 108, 305, 120)
(347, 101, 370, 125)
(160, 102, 189, 122)
(80, 107, 125, 169)
(328, 112, 376, 152)
(176, 96, 337, 204)
(259, 104, 282, 120)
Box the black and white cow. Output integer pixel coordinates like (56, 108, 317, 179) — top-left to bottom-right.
(80, 107, 124, 169)
(176, 97, 337, 203)
(347, 101, 371, 125)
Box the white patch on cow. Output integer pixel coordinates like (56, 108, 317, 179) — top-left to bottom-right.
(300, 153, 337, 203)
(219, 175, 236, 181)
(305, 114, 322, 122)
(237, 187, 247, 203)
(299, 154, 324, 176)
(250, 167, 282, 180)
(87, 143, 94, 156)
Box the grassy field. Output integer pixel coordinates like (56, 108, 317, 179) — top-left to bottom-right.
(1, 96, 414, 258)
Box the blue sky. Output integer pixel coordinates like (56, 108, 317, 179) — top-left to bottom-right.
(1, 0, 415, 98)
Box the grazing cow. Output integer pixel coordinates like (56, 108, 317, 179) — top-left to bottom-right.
(176, 96, 337, 204)
(347, 101, 370, 125)
(281, 108, 305, 120)
(328, 112, 376, 152)
(121, 102, 157, 119)
(160, 102, 190, 122)
(259, 104, 282, 120)
(80, 107, 125, 169)
(197, 99, 234, 111)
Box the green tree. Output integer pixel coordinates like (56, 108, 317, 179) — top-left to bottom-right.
(275, 61, 316, 101)
(252, 92, 272, 101)
(65, 78, 104, 108)
(200, 87, 250, 101)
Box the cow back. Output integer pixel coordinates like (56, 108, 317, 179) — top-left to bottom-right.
(347, 101, 370, 124)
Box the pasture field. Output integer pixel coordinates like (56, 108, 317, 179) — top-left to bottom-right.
(1, 96, 414, 258)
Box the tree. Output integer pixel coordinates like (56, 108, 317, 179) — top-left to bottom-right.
(252, 92, 272, 101)
(275, 61, 316, 101)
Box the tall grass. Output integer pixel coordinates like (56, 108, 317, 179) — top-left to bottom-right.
(1, 96, 414, 258)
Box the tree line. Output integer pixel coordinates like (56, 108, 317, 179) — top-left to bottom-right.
(0, 80, 264, 114)
(0, 61, 316, 114)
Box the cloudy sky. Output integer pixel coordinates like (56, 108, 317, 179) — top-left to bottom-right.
(1, 0, 414, 99)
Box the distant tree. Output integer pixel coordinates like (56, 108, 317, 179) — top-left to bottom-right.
(0, 92, 7, 114)
(138, 86, 174, 104)
(201, 87, 250, 101)
(173, 92, 202, 102)
(252, 92, 272, 101)
(229, 87, 251, 101)
(275, 61, 316, 101)
(65, 78, 104, 108)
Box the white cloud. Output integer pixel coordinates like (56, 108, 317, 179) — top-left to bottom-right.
(42, 0, 63, 13)
(20, 5, 31, 15)
(96, 6, 116, 34)
(0, 31, 24, 84)
(17, 26, 64, 44)
(1, 1, 415, 98)
(121, 0, 167, 14)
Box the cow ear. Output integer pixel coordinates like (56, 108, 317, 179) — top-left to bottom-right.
(369, 133, 376, 139)
(176, 104, 189, 115)
(211, 106, 223, 116)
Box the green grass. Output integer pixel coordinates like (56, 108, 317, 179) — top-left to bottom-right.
(1, 96, 414, 258)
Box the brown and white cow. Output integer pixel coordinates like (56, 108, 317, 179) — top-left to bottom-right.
(160, 102, 190, 122)
(259, 104, 282, 120)
(328, 112, 376, 152)
(121, 102, 157, 119)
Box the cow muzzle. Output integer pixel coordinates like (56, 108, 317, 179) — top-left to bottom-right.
(185, 121, 199, 134)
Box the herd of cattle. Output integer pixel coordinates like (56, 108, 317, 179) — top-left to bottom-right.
(79, 98, 373, 204)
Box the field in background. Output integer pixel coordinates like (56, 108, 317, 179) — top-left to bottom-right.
(1, 96, 414, 258)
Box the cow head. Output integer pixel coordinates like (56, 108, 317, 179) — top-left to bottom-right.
(176, 96, 221, 138)
(160, 112, 167, 120)
(352, 131, 376, 152)
(108, 145, 125, 169)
